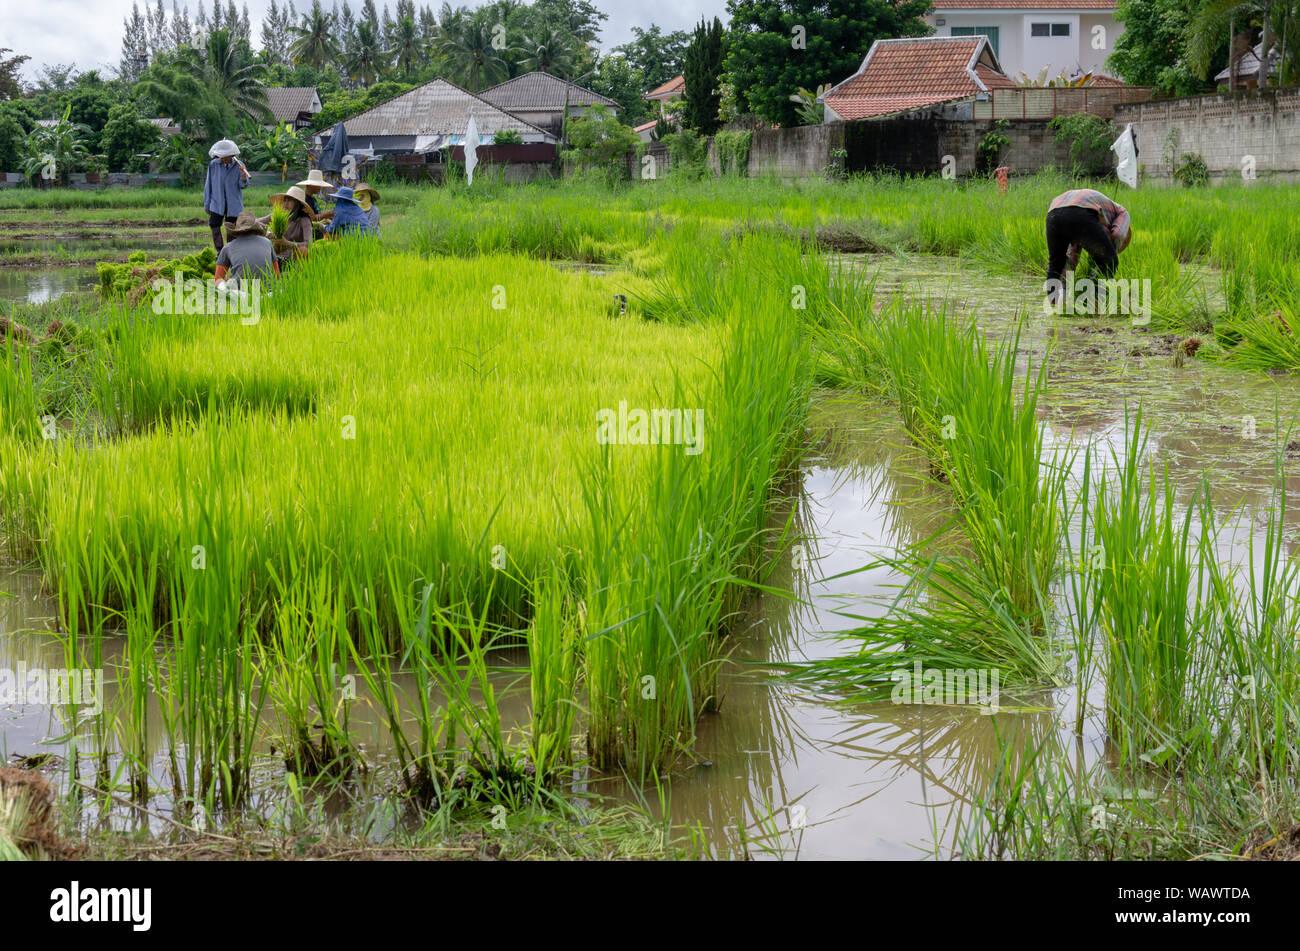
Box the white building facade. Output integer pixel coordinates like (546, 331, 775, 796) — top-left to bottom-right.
(926, 3, 1123, 81)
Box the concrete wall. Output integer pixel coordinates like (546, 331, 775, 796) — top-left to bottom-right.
(746, 124, 845, 179)
(1115, 85, 1300, 180)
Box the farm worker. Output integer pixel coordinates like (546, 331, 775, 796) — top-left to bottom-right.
(214, 212, 280, 289)
(257, 185, 314, 257)
(353, 183, 380, 235)
(323, 186, 374, 238)
(1044, 188, 1131, 306)
(204, 139, 249, 253)
(294, 169, 335, 223)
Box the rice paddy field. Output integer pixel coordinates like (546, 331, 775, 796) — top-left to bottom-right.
(3, 170, 1300, 864)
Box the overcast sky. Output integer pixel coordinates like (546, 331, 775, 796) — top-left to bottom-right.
(3, 0, 729, 83)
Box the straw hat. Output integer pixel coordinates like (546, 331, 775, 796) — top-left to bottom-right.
(271, 185, 310, 211)
(353, 183, 381, 203)
(209, 139, 240, 158)
(295, 169, 328, 189)
(225, 211, 267, 238)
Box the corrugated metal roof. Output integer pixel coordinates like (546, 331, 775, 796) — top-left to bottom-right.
(479, 71, 618, 111)
(338, 78, 551, 138)
(266, 87, 320, 122)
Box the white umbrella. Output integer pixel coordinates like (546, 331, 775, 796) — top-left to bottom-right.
(464, 115, 480, 187)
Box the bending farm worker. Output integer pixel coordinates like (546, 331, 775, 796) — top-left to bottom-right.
(1044, 188, 1132, 307)
(214, 212, 280, 289)
(204, 138, 250, 252)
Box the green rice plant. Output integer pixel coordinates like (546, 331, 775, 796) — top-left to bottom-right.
(528, 569, 582, 776)
(262, 563, 358, 781)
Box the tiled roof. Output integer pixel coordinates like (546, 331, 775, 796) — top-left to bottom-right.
(645, 75, 685, 99)
(337, 78, 549, 138)
(931, 0, 1115, 7)
(633, 119, 658, 132)
(479, 71, 618, 111)
(823, 37, 1012, 120)
(266, 87, 320, 122)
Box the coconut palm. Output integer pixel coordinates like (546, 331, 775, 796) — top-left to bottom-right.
(519, 23, 577, 77)
(289, 0, 341, 69)
(388, 15, 426, 78)
(436, 12, 510, 89)
(347, 20, 389, 86)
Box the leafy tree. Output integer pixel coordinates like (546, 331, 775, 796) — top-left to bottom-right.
(0, 113, 26, 172)
(121, 3, 152, 82)
(290, 0, 341, 68)
(560, 103, 638, 184)
(1110, 0, 1221, 94)
(100, 101, 162, 169)
(0, 48, 30, 99)
(61, 85, 119, 151)
(725, 0, 931, 126)
(683, 17, 724, 134)
(612, 25, 690, 92)
(589, 54, 649, 126)
(1187, 0, 1297, 85)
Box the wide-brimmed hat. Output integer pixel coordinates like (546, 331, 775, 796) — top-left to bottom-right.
(330, 186, 361, 206)
(225, 211, 267, 238)
(295, 169, 328, 189)
(352, 183, 381, 203)
(271, 185, 310, 210)
(209, 139, 240, 158)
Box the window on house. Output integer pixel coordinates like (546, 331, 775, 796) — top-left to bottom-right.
(1031, 23, 1071, 37)
(1051, 23, 1071, 36)
(950, 26, 1000, 57)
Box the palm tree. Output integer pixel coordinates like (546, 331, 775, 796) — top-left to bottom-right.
(437, 14, 510, 89)
(1187, 0, 1292, 87)
(388, 15, 425, 78)
(519, 23, 576, 77)
(136, 28, 270, 139)
(289, 0, 341, 69)
(348, 20, 389, 86)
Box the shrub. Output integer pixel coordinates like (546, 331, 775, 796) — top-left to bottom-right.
(1048, 114, 1117, 177)
(1172, 152, 1209, 187)
(492, 129, 523, 146)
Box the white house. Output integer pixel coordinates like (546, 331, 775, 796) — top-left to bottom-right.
(925, 1, 1123, 81)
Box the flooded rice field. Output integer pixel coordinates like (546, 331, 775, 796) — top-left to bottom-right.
(2, 247, 1296, 858)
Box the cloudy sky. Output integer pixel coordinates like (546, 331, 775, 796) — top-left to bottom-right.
(3, 0, 729, 82)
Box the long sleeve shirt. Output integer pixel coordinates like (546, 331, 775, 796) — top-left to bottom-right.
(1050, 189, 1131, 266)
(203, 158, 248, 217)
(325, 200, 374, 236)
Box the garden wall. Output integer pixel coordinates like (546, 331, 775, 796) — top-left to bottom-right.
(693, 118, 1073, 180)
(1114, 85, 1300, 181)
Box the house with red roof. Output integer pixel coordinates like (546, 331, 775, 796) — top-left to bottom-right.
(925, 2, 1121, 81)
(821, 36, 1016, 121)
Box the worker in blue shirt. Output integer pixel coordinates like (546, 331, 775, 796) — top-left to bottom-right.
(323, 186, 375, 237)
(203, 138, 250, 252)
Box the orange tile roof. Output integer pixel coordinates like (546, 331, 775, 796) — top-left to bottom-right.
(645, 75, 685, 100)
(823, 37, 1011, 120)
